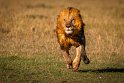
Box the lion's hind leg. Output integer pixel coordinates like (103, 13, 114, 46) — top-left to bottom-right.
(81, 47, 90, 64)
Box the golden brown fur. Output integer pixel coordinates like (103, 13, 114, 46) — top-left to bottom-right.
(56, 7, 89, 71)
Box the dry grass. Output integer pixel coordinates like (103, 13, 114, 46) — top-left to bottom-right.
(0, 0, 124, 82)
(0, 0, 123, 61)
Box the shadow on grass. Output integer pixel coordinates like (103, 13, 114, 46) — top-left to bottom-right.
(78, 68, 124, 73)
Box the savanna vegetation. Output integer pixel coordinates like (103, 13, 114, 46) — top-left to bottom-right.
(0, 0, 124, 83)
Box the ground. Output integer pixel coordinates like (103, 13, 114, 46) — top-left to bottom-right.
(0, 0, 124, 83)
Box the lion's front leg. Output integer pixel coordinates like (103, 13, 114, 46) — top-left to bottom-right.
(73, 45, 82, 72)
(61, 50, 72, 69)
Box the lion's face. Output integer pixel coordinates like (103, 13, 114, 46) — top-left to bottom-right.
(57, 7, 84, 36)
(62, 17, 75, 35)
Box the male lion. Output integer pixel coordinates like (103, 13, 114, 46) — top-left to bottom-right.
(56, 7, 90, 71)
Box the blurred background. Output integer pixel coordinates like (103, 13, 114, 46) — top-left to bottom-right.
(0, 0, 124, 56)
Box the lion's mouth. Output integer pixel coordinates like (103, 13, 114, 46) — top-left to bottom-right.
(65, 28, 73, 35)
(65, 30, 73, 34)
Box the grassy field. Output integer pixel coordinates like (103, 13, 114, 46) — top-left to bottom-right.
(0, 0, 124, 83)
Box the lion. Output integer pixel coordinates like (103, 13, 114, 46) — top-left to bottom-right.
(56, 7, 90, 72)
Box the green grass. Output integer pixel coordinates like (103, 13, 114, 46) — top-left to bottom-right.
(0, 0, 124, 83)
(0, 54, 123, 83)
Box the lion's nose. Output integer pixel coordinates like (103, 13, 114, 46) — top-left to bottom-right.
(66, 24, 71, 28)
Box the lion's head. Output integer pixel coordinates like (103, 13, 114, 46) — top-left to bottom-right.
(57, 7, 85, 36)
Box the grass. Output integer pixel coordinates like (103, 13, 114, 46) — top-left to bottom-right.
(0, 0, 124, 83)
(0, 55, 123, 83)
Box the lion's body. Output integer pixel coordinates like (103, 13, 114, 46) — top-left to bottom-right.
(56, 7, 89, 71)
(57, 33, 85, 50)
